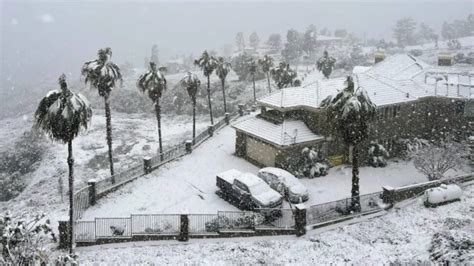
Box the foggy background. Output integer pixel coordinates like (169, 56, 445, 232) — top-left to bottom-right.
(1, 0, 472, 118)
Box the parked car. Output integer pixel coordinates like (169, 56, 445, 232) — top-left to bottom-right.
(216, 169, 283, 217)
(258, 167, 309, 203)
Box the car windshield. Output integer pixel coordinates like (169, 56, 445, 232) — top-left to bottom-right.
(248, 182, 269, 195)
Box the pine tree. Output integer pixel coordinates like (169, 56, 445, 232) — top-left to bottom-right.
(249, 31, 260, 50)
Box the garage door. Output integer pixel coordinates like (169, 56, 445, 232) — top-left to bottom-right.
(246, 137, 276, 166)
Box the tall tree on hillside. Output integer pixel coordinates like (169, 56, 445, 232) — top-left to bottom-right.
(281, 29, 302, 65)
(194, 50, 218, 125)
(393, 17, 417, 47)
(137, 62, 167, 158)
(317, 50, 336, 79)
(258, 55, 274, 93)
(334, 29, 348, 38)
(418, 23, 436, 43)
(249, 31, 260, 50)
(248, 57, 258, 101)
(270, 62, 297, 89)
(302, 24, 318, 56)
(34, 74, 92, 254)
(81, 47, 122, 181)
(320, 76, 376, 212)
(235, 32, 245, 52)
(180, 72, 201, 140)
(215, 57, 232, 113)
(267, 33, 282, 51)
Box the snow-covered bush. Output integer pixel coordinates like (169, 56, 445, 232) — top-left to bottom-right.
(205, 213, 265, 231)
(287, 147, 330, 178)
(429, 230, 473, 263)
(398, 138, 429, 160)
(367, 142, 389, 167)
(410, 140, 465, 181)
(0, 212, 56, 265)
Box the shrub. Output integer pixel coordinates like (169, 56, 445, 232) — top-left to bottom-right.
(367, 142, 389, 167)
(429, 230, 473, 263)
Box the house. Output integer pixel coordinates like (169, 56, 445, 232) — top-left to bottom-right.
(233, 54, 474, 170)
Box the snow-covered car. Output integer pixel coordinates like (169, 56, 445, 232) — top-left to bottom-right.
(216, 169, 283, 216)
(258, 167, 309, 203)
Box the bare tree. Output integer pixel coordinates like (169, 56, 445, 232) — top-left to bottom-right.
(411, 140, 465, 181)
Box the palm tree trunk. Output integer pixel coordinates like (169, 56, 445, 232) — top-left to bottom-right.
(221, 79, 227, 114)
(192, 98, 196, 142)
(155, 101, 163, 161)
(67, 140, 74, 255)
(267, 72, 271, 93)
(252, 74, 256, 101)
(350, 144, 361, 212)
(104, 95, 115, 183)
(207, 75, 214, 125)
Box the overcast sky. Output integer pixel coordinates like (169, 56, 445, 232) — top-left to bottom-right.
(1, 0, 472, 88)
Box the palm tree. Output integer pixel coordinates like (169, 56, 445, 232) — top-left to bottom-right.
(258, 55, 274, 93)
(194, 50, 217, 125)
(320, 76, 376, 212)
(137, 62, 167, 159)
(34, 74, 92, 255)
(81, 48, 122, 182)
(248, 58, 258, 101)
(270, 62, 297, 89)
(317, 50, 336, 79)
(215, 57, 232, 114)
(180, 72, 201, 141)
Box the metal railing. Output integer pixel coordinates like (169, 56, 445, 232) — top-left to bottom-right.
(131, 214, 180, 235)
(188, 214, 219, 235)
(95, 217, 132, 238)
(73, 186, 90, 220)
(307, 191, 383, 225)
(74, 221, 95, 242)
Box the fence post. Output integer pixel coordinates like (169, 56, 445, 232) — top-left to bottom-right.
(238, 104, 245, 116)
(185, 140, 193, 153)
(143, 157, 152, 174)
(294, 204, 307, 236)
(382, 186, 395, 205)
(87, 179, 97, 206)
(208, 125, 214, 137)
(225, 112, 230, 125)
(58, 220, 70, 250)
(179, 214, 189, 242)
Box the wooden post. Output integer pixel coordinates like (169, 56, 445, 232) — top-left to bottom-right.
(178, 214, 189, 242)
(208, 125, 214, 137)
(143, 157, 152, 174)
(294, 204, 307, 236)
(225, 113, 230, 125)
(185, 140, 193, 153)
(87, 179, 97, 206)
(58, 220, 70, 250)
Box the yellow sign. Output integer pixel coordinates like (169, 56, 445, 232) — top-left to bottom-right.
(329, 155, 344, 166)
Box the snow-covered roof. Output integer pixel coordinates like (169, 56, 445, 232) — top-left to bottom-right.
(353, 66, 372, 74)
(317, 35, 343, 41)
(232, 117, 324, 147)
(258, 54, 472, 110)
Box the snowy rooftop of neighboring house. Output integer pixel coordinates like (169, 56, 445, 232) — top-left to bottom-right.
(317, 35, 343, 41)
(353, 66, 372, 74)
(258, 54, 472, 110)
(232, 117, 324, 147)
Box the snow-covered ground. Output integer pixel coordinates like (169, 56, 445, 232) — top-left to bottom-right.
(74, 184, 474, 264)
(81, 115, 466, 219)
(0, 111, 214, 222)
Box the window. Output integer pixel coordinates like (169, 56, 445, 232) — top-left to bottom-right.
(234, 180, 249, 193)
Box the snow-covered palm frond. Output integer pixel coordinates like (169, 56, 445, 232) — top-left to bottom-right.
(270, 62, 297, 89)
(137, 62, 167, 102)
(194, 51, 218, 77)
(34, 74, 92, 143)
(180, 72, 201, 99)
(81, 48, 123, 97)
(215, 57, 231, 81)
(258, 55, 274, 73)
